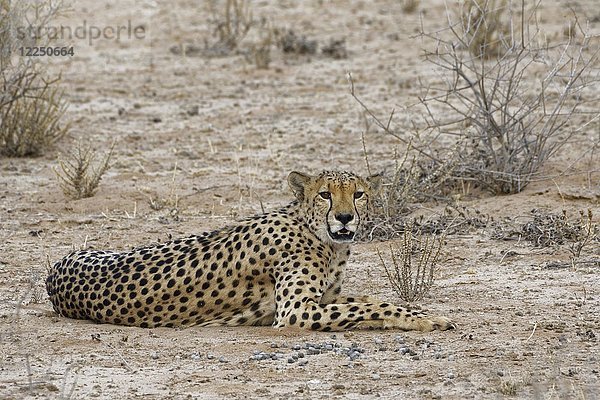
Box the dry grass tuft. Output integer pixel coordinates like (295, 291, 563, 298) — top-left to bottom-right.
(249, 18, 273, 69)
(206, 0, 254, 55)
(54, 141, 114, 200)
(377, 222, 446, 303)
(498, 377, 519, 396)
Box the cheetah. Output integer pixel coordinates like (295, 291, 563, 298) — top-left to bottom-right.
(46, 170, 454, 332)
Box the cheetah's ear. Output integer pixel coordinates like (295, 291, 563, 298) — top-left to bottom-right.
(288, 171, 313, 201)
(366, 173, 383, 195)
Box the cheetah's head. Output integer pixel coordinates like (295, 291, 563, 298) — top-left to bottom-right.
(288, 170, 382, 244)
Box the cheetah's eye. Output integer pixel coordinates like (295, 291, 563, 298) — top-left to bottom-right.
(319, 191, 331, 200)
(354, 191, 364, 199)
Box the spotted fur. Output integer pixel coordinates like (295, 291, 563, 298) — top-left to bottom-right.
(46, 170, 454, 331)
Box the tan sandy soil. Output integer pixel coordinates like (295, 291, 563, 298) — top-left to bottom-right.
(1, 0, 599, 398)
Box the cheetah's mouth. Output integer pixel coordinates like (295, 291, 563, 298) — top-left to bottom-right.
(328, 228, 356, 242)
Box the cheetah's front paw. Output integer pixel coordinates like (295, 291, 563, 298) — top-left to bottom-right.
(419, 315, 456, 332)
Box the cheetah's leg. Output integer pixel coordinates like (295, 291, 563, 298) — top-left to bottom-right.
(274, 270, 453, 331)
(319, 273, 382, 305)
(275, 299, 453, 332)
(321, 294, 383, 304)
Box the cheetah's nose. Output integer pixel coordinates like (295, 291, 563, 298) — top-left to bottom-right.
(335, 213, 354, 225)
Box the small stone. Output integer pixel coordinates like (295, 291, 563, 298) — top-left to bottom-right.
(558, 335, 568, 344)
(298, 359, 308, 366)
(270, 342, 278, 348)
(206, 353, 215, 360)
(288, 358, 296, 364)
(186, 105, 200, 116)
(150, 352, 159, 360)
(372, 373, 381, 380)
(190, 352, 201, 361)
(448, 355, 456, 361)
(374, 338, 383, 345)
(446, 372, 455, 379)
(218, 356, 227, 363)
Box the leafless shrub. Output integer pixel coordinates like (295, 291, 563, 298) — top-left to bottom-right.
(352, 3, 599, 197)
(377, 222, 446, 303)
(0, 0, 69, 157)
(205, 0, 254, 55)
(418, 1, 600, 194)
(0, 80, 69, 156)
(54, 141, 114, 200)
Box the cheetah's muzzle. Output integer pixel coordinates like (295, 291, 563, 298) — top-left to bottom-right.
(328, 227, 355, 242)
(46, 170, 455, 332)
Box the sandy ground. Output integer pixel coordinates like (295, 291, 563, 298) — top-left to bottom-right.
(1, 0, 599, 398)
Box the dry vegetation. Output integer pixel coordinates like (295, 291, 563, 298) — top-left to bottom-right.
(207, 0, 254, 55)
(0, 0, 70, 157)
(1, 0, 599, 398)
(377, 222, 446, 303)
(354, 0, 599, 239)
(419, 0, 599, 195)
(357, 1, 599, 296)
(54, 141, 114, 200)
